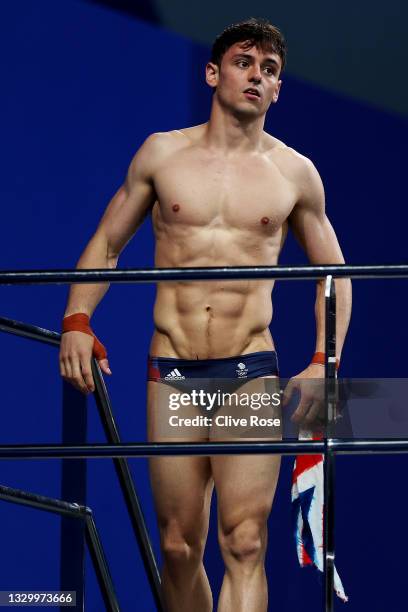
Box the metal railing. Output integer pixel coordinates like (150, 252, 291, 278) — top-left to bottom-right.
(1, 263, 408, 285)
(1, 262, 408, 612)
(0, 315, 164, 612)
(0, 483, 119, 611)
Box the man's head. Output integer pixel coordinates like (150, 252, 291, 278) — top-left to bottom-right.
(206, 18, 286, 118)
(211, 18, 286, 74)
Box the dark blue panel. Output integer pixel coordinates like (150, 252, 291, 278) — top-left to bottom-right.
(84, 0, 160, 24)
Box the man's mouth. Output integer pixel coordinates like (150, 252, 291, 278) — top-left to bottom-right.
(244, 88, 261, 99)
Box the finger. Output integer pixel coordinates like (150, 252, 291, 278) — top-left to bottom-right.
(80, 359, 95, 393)
(63, 357, 73, 380)
(291, 398, 313, 423)
(69, 356, 89, 395)
(98, 358, 112, 375)
(304, 400, 323, 424)
(282, 381, 295, 406)
(59, 358, 67, 378)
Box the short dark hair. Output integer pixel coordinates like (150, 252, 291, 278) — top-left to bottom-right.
(211, 18, 286, 73)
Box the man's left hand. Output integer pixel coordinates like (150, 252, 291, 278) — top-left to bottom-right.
(282, 364, 326, 427)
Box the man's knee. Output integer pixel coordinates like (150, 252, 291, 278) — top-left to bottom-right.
(219, 517, 266, 565)
(161, 519, 206, 566)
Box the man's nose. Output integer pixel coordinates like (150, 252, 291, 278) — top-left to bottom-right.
(249, 65, 262, 82)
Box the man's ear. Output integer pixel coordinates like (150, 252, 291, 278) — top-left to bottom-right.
(272, 79, 282, 104)
(205, 61, 219, 89)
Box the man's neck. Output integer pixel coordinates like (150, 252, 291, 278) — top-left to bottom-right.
(204, 97, 266, 154)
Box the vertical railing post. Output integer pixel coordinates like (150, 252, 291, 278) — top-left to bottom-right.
(91, 360, 165, 612)
(85, 513, 120, 612)
(60, 382, 87, 611)
(324, 275, 337, 612)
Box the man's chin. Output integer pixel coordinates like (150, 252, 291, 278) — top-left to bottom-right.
(233, 104, 264, 119)
(217, 95, 265, 119)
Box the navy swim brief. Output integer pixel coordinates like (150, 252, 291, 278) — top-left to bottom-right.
(147, 350, 279, 394)
(148, 351, 281, 434)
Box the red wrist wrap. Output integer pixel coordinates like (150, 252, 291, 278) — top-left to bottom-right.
(311, 351, 339, 370)
(62, 313, 107, 361)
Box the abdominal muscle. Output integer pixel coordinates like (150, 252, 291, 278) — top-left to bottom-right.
(149, 279, 276, 359)
(148, 199, 286, 359)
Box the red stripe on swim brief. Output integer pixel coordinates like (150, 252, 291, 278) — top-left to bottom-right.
(147, 357, 161, 382)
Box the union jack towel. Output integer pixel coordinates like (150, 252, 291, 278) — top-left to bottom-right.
(291, 430, 348, 602)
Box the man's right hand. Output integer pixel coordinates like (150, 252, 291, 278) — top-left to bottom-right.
(59, 331, 111, 395)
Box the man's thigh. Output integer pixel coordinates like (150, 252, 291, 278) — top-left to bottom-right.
(147, 380, 210, 442)
(210, 453, 281, 529)
(210, 375, 282, 525)
(208, 375, 282, 441)
(147, 381, 213, 533)
(149, 455, 214, 536)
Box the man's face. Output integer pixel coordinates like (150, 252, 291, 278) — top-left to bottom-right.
(206, 41, 282, 118)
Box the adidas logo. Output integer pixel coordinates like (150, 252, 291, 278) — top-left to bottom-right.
(164, 368, 185, 381)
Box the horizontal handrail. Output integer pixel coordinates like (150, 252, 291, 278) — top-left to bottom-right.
(1, 439, 408, 458)
(1, 263, 408, 285)
(0, 316, 60, 346)
(0, 483, 90, 518)
(329, 439, 408, 453)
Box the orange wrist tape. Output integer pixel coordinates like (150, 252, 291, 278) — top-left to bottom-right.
(62, 313, 107, 361)
(312, 351, 339, 370)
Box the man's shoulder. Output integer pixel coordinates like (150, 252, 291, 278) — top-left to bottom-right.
(141, 129, 186, 156)
(263, 134, 312, 169)
(264, 136, 318, 184)
(133, 125, 203, 168)
(127, 127, 197, 180)
(145, 124, 205, 151)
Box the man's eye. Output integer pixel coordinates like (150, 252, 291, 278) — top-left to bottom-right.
(237, 60, 248, 68)
(264, 67, 274, 75)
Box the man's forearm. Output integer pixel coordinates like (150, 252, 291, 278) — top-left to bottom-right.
(314, 277, 352, 361)
(64, 231, 118, 318)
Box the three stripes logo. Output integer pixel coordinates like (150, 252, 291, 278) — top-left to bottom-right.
(164, 368, 186, 381)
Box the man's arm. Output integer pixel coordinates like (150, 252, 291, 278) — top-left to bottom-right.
(288, 154, 352, 364)
(60, 133, 162, 394)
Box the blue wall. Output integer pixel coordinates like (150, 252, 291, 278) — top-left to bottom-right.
(1, 1, 407, 610)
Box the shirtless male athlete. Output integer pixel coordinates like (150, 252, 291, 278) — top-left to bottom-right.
(59, 18, 352, 612)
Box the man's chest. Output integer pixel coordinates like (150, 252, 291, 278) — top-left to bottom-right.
(153, 150, 297, 232)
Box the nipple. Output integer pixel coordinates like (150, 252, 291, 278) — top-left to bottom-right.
(172, 203, 180, 212)
(261, 216, 269, 225)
